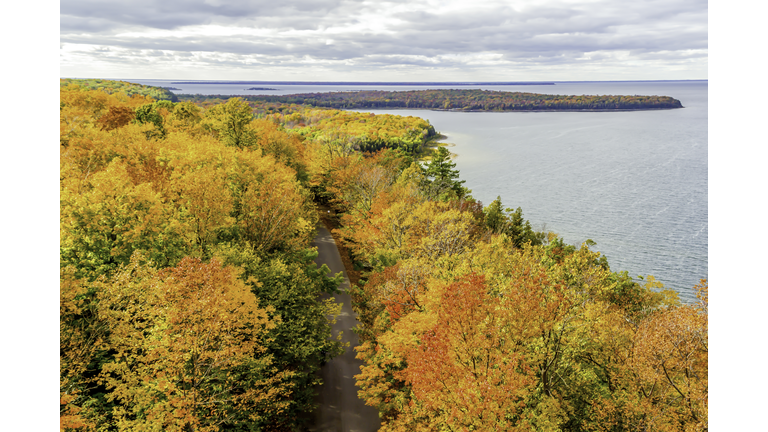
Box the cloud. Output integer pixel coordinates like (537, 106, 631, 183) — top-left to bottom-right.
(60, 0, 708, 80)
(60, 0, 369, 33)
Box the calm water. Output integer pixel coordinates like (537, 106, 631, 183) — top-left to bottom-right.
(125, 79, 708, 302)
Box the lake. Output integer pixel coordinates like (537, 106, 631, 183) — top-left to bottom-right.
(124, 79, 708, 302)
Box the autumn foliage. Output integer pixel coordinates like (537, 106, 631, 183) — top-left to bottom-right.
(301, 111, 708, 431)
(60, 83, 344, 431)
(61, 80, 707, 431)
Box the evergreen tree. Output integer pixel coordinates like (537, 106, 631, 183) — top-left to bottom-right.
(482, 196, 546, 248)
(424, 146, 466, 198)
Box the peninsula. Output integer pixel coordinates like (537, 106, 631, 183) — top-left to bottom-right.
(178, 88, 683, 112)
(171, 80, 555, 86)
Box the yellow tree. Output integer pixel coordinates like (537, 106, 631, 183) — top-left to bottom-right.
(60, 159, 188, 278)
(99, 255, 293, 431)
(226, 151, 316, 253)
(170, 162, 235, 254)
(250, 118, 307, 177)
(625, 280, 707, 431)
(401, 201, 480, 271)
(201, 97, 259, 149)
(336, 162, 426, 267)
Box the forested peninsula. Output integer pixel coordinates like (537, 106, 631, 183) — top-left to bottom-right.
(172, 81, 555, 86)
(60, 80, 706, 431)
(178, 88, 683, 112)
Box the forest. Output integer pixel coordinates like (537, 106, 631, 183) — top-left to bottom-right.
(60, 80, 706, 431)
(61, 78, 179, 102)
(178, 89, 683, 112)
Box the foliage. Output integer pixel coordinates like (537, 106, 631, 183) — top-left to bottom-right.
(423, 146, 467, 199)
(187, 89, 684, 111)
(60, 82, 344, 431)
(61, 255, 294, 431)
(62, 79, 706, 431)
(214, 244, 347, 428)
(175, 96, 438, 156)
(201, 97, 259, 149)
(61, 78, 179, 102)
(483, 196, 546, 248)
(282, 97, 707, 430)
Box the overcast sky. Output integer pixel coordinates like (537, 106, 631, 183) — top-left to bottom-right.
(60, 0, 707, 81)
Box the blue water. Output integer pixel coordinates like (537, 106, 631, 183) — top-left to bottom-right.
(124, 79, 708, 302)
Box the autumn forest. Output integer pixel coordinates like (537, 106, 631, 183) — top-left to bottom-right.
(60, 80, 707, 431)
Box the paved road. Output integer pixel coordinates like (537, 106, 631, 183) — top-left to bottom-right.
(310, 222, 381, 432)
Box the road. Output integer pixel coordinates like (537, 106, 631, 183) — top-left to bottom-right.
(310, 222, 382, 432)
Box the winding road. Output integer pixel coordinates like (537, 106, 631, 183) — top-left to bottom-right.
(310, 222, 381, 432)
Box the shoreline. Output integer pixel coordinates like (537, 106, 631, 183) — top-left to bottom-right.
(347, 106, 684, 113)
(176, 94, 684, 113)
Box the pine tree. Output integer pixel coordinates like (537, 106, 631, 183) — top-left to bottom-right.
(424, 146, 466, 198)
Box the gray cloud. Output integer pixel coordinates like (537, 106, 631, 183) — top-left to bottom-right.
(61, 0, 371, 33)
(60, 0, 707, 79)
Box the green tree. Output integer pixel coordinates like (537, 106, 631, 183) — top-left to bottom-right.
(482, 196, 545, 248)
(214, 244, 345, 429)
(483, 196, 506, 233)
(424, 146, 466, 198)
(203, 98, 259, 149)
(507, 206, 544, 248)
(134, 102, 167, 138)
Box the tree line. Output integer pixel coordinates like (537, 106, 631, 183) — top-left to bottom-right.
(178, 89, 683, 112)
(61, 78, 179, 102)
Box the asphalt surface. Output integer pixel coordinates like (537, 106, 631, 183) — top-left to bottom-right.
(310, 222, 382, 432)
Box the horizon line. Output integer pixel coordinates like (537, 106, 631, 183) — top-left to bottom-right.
(63, 77, 708, 84)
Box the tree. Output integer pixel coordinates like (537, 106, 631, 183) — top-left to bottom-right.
(134, 102, 167, 138)
(226, 151, 316, 253)
(214, 244, 346, 428)
(97, 106, 135, 131)
(202, 98, 259, 149)
(483, 196, 546, 248)
(402, 274, 534, 431)
(618, 280, 707, 431)
(171, 163, 235, 255)
(60, 159, 188, 279)
(98, 256, 293, 431)
(423, 146, 466, 198)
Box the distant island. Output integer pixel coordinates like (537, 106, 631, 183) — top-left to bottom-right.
(162, 86, 182, 90)
(178, 89, 683, 112)
(246, 87, 278, 91)
(171, 81, 555, 86)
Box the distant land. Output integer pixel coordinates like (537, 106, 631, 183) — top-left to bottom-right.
(60, 78, 178, 102)
(178, 89, 683, 112)
(246, 87, 278, 90)
(171, 81, 556, 86)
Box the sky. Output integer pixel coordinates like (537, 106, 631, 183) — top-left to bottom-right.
(60, 0, 707, 81)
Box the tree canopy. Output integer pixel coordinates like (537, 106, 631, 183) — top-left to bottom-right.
(60, 84, 344, 431)
(61, 79, 705, 432)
